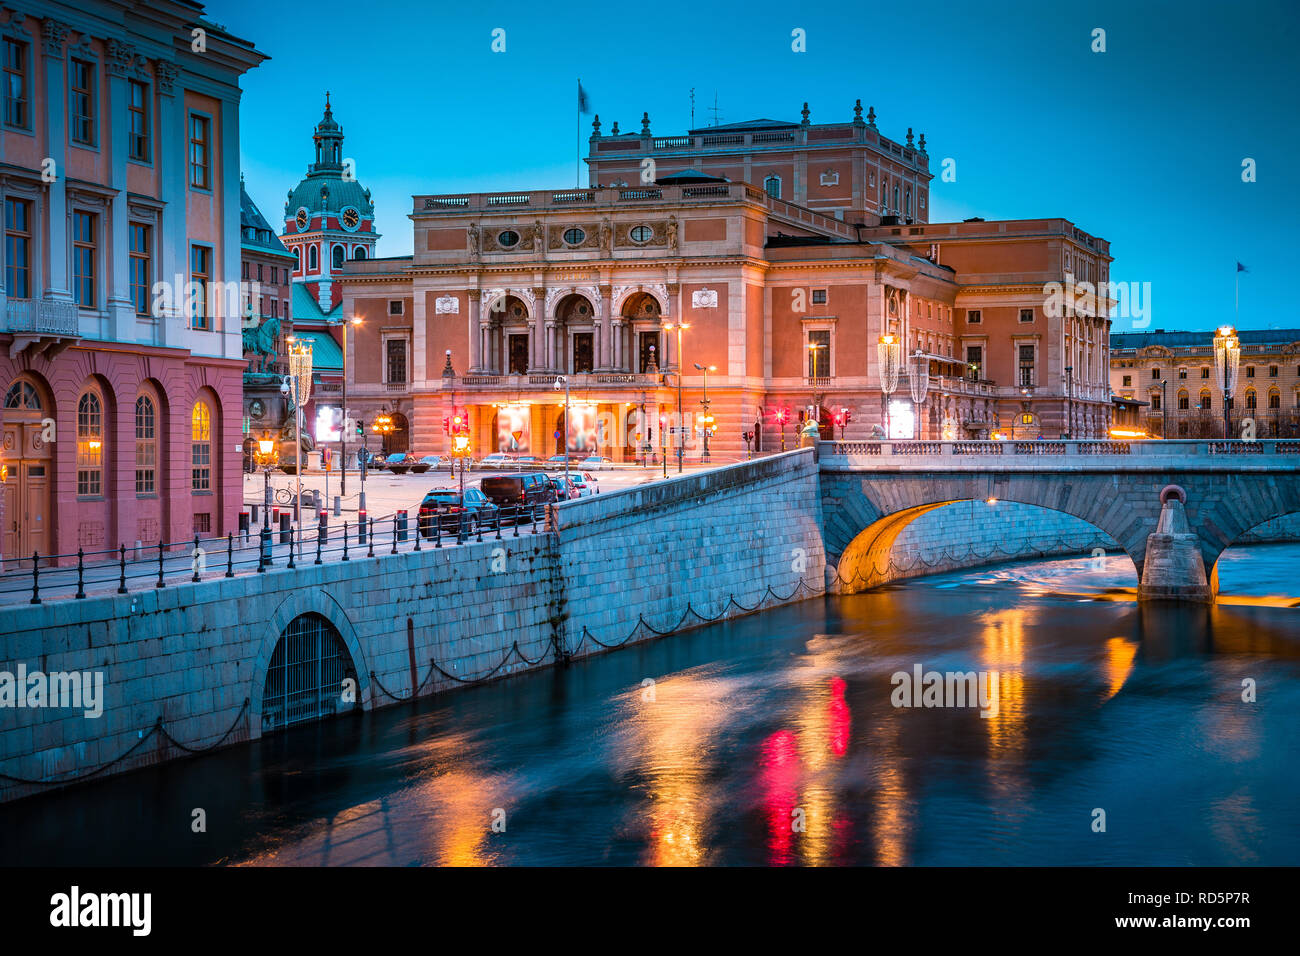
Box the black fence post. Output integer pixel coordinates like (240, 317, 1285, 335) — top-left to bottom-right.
(368, 518, 375, 558)
(156, 540, 165, 588)
(413, 513, 422, 552)
(226, 533, 235, 577)
(75, 547, 86, 599)
(342, 522, 350, 561)
(29, 551, 40, 605)
(435, 515, 442, 548)
(391, 516, 398, 555)
(192, 534, 201, 583)
(314, 529, 323, 565)
(118, 544, 128, 594)
(287, 524, 296, 569)
(513, 504, 520, 538)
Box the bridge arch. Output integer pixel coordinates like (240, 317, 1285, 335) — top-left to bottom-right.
(1207, 508, 1300, 595)
(250, 588, 370, 738)
(832, 497, 1129, 593)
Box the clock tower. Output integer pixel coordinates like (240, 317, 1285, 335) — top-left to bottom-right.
(280, 93, 380, 320)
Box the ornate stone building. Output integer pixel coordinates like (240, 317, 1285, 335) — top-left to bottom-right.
(336, 104, 1113, 462)
(1110, 328, 1300, 438)
(0, 0, 264, 567)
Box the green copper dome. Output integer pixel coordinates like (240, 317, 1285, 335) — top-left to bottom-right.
(283, 93, 375, 222)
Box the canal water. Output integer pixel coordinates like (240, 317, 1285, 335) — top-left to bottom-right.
(3, 545, 1298, 867)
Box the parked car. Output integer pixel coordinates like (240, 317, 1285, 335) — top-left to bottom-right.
(548, 474, 579, 501)
(479, 472, 556, 522)
(477, 452, 511, 470)
(385, 452, 413, 474)
(419, 455, 446, 471)
(581, 455, 614, 470)
(569, 472, 597, 497)
(417, 487, 499, 535)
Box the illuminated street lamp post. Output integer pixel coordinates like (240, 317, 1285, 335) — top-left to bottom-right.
(370, 407, 394, 517)
(554, 375, 570, 491)
(693, 363, 716, 463)
(662, 320, 690, 473)
(285, 336, 314, 526)
(256, 433, 276, 567)
(338, 316, 362, 496)
(776, 406, 789, 451)
(1213, 324, 1241, 439)
(877, 333, 902, 438)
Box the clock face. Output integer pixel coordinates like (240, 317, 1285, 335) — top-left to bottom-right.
(342, 207, 359, 230)
(295, 208, 308, 230)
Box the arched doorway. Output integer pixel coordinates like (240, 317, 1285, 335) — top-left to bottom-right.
(489, 294, 531, 374)
(621, 291, 663, 373)
(555, 293, 596, 374)
(2, 374, 54, 563)
(261, 611, 360, 732)
(382, 411, 410, 455)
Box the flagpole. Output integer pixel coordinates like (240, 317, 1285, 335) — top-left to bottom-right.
(576, 78, 580, 188)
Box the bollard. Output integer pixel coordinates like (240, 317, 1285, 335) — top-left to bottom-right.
(260, 522, 273, 568)
(397, 509, 408, 542)
(391, 515, 398, 555)
(358, 509, 367, 546)
(513, 504, 520, 538)
(239, 511, 250, 535)
(334, 494, 341, 518)
(118, 543, 128, 594)
(279, 511, 292, 545)
(30, 551, 40, 605)
(435, 514, 442, 548)
(251, 503, 259, 525)
(318, 511, 328, 546)
(368, 517, 376, 558)
(287, 524, 297, 569)
(192, 534, 201, 582)
(226, 533, 235, 578)
(156, 540, 165, 588)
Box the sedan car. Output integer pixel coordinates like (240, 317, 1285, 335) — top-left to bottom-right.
(417, 487, 499, 535)
(547, 475, 579, 501)
(569, 472, 597, 497)
(580, 456, 614, 470)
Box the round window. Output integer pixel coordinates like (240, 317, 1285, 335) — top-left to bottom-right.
(563, 227, 586, 245)
(498, 230, 520, 248)
(630, 224, 652, 243)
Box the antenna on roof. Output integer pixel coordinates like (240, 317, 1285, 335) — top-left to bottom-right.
(690, 88, 695, 129)
(709, 91, 722, 127)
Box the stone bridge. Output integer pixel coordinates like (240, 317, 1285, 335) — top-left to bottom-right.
(818, 439, 1300, 601)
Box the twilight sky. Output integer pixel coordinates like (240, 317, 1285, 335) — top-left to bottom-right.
(220, 0, 1299, 334)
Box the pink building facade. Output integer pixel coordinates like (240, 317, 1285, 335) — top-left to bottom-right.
(0, 1, 265, 567)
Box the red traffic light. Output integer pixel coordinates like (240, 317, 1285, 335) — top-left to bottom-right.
(442, 416, 450, 435)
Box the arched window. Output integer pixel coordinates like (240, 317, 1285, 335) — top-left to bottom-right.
(353, 246, 366, 260)
(905, 185, 912, 217)
(135, 394, 156, 495)
(1177, 389, 1189, 410)
(1199, 390, 1212, 410)
(308, 245, 318, 271)
(893, 186, 900, 213)
(4, 379, 42, 410)
(1246, 388, 1257, 410)
(192, 400, 211, 491)
(77, 389, 103, 496)
(293, 246, 301, 271)
(764, 175, 781, 199)
(332, 244, 344, 270)
(1269, 388, 1280, 409)
(880, 182, 887, 211)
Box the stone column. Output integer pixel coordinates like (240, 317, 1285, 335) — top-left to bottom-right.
(467, 290, 482, 371)
(545, 320, 556, 371)
(105, 40, 136, 342)
(597, 283, 612, 370)
(41, 20, 71, 302)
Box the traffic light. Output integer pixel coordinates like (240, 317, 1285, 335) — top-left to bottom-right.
(451, 411, 467, 434)
(742, 430, 753, 443)
(355, 419, 364, 437)
(842, 407, 852, 424)
(442, 416, 450, 435)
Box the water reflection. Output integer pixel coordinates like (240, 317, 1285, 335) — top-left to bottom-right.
(1, 547, 1297, 867)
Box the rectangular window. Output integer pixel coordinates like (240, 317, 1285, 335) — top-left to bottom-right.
(1178, 368, 1187, 379)
(808, 329, 831, 378)
(135, 397, 156, 495)
(1245, 366, 1256, 378)
(128, 80, 150, 161)
(256, 262, 263, 282)
(188, 113, 210, 189)
(1201, 367, 1210, 379)
(271, 298, 278, 319)
(1269, 365, 1279, 377)
(73, 211, 97, 309)
(1151, 367, 1161, 379)
(965, 345, 983, 380)
(967, 310, 981, 324)
(192, 513, 211, 535)
(1018, 344, 1035, 386)
(190, 245, 210, 329)
(1122, 375, 1132, 387)
(129, 223, 151, 315)
(573, 332, 593, 373)
(389, 299, 404, 315)
(811, 289, 827, 305)
(1019, 308, 1034, 323)
(3, 38, 27, 128)
(4, 197, 31, 298)
(191, 403, 211, 492)
(385, 338, 407, 384)
(70, 58, 95, 145)
(1152, 392, 1162, 410)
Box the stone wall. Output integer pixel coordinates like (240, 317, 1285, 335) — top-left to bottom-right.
(0, 450, 822, 803)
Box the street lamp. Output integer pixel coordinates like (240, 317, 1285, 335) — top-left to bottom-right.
(554, 375, 570, 490)
(662, 320, 690, 473)
(255, 433, 276, 567)
(693, 363, 716, 463)
(339, 316, 362, 497)
(877, 333, 902, 439)
(775, 406, 789, 451)
(1213, 324, 1240, 439)
(285, 335, 313, 528)
(908, 349, 930, 439)
(1159, 378, 1168, 439)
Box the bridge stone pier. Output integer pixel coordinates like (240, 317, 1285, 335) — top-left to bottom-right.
(819, 439, 1300, 603)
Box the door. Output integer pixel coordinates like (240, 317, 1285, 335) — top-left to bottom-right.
(21, 462, 48, 558)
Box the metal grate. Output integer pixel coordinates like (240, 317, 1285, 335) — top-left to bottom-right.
(262, 612, 358, 733)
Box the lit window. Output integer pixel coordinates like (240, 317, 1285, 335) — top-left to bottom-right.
(192, 401, 211, 491)
(77, 390, 103, 496)
(135, 395, 156, 495)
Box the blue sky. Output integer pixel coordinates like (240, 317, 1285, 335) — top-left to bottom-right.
(221, 0, 1298, 333)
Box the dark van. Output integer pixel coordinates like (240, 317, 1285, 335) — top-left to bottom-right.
(480, 473, 556, 522)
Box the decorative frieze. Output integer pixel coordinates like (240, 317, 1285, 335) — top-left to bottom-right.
(434, 295, 459, 314)
(38, 18, 66, 55)
(155, 60, 178, 96)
